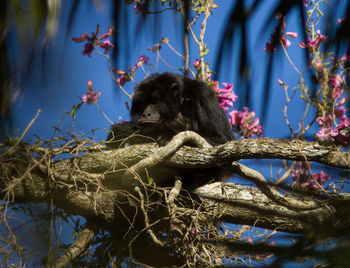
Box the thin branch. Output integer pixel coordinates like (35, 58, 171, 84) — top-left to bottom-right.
(135, 186, 164, 247)
(49, 222, 98, 268)
(95, 47, 132, 100)
(5, 109, 41, 155)
(199, 0, 213, 80)
(232, 162, 321, 210)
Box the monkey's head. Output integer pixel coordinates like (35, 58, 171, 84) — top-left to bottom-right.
(130, 73, 186, 126)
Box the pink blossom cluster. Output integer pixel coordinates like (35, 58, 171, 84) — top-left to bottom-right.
(81, 80, 101, 105)
(316, 68, 349, 145)
(203, 70, 263, 138)
(112, 55, 150, 86)
(292, 162, 330, 191)
(229, 107, 264, 137)
(264, 15, 298, 54)
(210, 80, 238, 113)
(112, 69, 130, 86)
(72, 25, 114, 57)
(316, 109, 350, 146)
(298, 29, 328, 50)
(329, 74, 346, 102)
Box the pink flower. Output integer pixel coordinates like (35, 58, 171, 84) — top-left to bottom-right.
(281, 37, 291, 49)
(116, 75, 128, 86)
(82, 43, 94, 58)
(82, 80, 101, 104)
(281, 32, 297, 49)
(87, 80, 93, 91)
(300, 171, 331, 190)
(314, 170, 331, 185)
(292, 162, 331, 191)
(99, 26, 113, 40)
(132, 55, 150, 71)
(316, 115, 334, 140)
(316, 113, 350, 145)
(334, 107, 346, 119)
(193, 59, 200, 69)
(329, 74, 342, 89)
(299, 30, 328, 50)
(285, 31, 298, 38)
(139, 55, 149, 64)
(316, 29, 328, 42)
(229, 107, 263, 137)
(329, 87, 342, 100)
(328, 74, 344, 101)
(333, 118, 350, 145)
(212, 82, 237, 113)
(72, 25, 114, 57)
(113, 56, 149, 87)
(99, 40, 114, 54)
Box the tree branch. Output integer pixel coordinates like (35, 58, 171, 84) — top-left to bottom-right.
(1, 133, 349, 235)
(49, 222, 98, 268)
(52, 138, 349, 181)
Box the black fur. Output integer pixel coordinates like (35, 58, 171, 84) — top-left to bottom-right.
(107, 72, 234, 147)
(107, 73, 234, 189)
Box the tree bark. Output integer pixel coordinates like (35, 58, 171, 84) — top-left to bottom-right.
(1, 137, 348, 234)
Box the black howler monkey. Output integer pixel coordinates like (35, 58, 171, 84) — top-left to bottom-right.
(107, 72, 234, 147)
(107, 72, 234, 189)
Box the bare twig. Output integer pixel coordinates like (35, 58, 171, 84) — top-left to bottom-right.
(4, 109, 41, 155)
(95, 48, 132, 99)
(135, 186, 164, 247)
(199, 0, 213, 81)
(49, 222, 98, 268)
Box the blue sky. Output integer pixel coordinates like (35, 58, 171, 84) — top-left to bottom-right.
(11, 0, 317, 143)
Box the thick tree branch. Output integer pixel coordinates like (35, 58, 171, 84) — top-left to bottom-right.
(52, 138, 349, 181)
(1, 134, 349, 235)
(195, 183, 338, 233)
(0, 172, 343, 234)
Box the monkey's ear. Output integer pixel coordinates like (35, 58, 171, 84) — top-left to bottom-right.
(170, 82, 183, 96)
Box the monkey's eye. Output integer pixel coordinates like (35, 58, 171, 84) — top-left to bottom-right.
(170, 83, 179, 95)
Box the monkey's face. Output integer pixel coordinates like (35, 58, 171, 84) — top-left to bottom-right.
(138, 104, 160, 124)
(130, 73, 184, 125)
